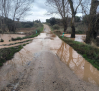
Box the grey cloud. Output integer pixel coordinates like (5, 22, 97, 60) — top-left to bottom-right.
(24, 0, 60, 22)
(34, 0, 48, 9)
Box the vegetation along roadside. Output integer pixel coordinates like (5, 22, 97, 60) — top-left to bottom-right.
(0, 39, 32, 46)
(11, 26, 43, 41)
(0, 25, 44, 67)
(59, 36, 99, 70)
(48, 23, 99, 70)
(0, 44, 27, 67)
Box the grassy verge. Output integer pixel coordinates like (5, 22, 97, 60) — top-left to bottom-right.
(0, 44, 29, 67)
(59, 36, 99, 70)
(12, 26, 43, 41)
(0, 39, 32, 46)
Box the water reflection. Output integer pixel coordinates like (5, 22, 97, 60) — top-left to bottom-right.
(57, 42, 99, 86)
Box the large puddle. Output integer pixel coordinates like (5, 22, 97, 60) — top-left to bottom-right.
(0, 34, 25, 42)
(0, 25, 99, 90)
(64, 34, 86, 42)
(56, 42, 99, 85)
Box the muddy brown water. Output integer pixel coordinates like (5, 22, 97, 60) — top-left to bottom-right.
(0, 24, 99, 90)
(0, 34, 25, 42)
(56, 42, 99, 85)
(64, 34, 86, 42)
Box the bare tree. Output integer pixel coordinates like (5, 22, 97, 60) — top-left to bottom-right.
(0, 0, 11, 33)
(0, 0, 34, 32)
(81, 0, 99, 43)
(47, 0, 82, 37)
(10, 0, 34, 32)
(11, 0, 33, 21)
(47, 0, 70, 32)
(68, 0, 82, 38)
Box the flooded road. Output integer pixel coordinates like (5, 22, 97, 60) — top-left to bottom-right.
(0, 24, 99, 91)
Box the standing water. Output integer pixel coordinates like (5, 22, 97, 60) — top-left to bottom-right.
(0, 34, 25, 42)
(0, 24, 99, 90)
(64, 34, 86, 42)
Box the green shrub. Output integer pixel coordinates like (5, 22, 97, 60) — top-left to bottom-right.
(75, 30, 83, 34)
(34, 23, 39, 27)
(12, 37, 22, 41)
(36, 27, 41, 33)
(0, 45, 25, 67)
(53, 24, 60, 30)
(0, 39, 4, 42)
(24, 24, 31, 28)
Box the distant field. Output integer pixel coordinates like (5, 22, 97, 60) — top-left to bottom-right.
(17, 27, 36, 33)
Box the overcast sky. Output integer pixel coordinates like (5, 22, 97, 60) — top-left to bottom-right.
(24, 0, 60, 22)
(23, 0, 86, 22)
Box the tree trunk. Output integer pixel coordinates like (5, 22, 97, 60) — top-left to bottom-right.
(12, 22, 16, 33)
(63, 20, 67, 32)
(68, 0, 76, 38)
(71, 16, 75, 38)
(63, 24, 67, 32)
(62, 0, 67, 33)
(71, 24, 75, 38)
(86, 21, 97, 43)
(85, 0, 99, 43)
(85, 28, 92, 43)
(62, 18, 67, 33)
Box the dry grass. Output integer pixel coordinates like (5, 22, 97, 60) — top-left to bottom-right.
(17, 27, 36, 33)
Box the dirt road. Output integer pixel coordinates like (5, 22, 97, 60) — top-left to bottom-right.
(0, 24, 99, 91)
